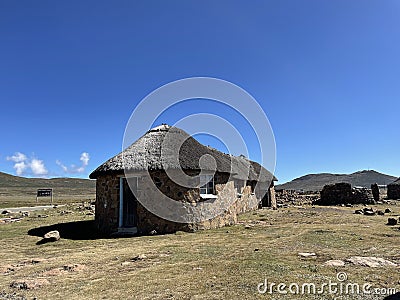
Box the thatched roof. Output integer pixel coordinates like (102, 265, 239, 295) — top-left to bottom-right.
(388, 178, 400, 186)
(89, 124, 276, 182)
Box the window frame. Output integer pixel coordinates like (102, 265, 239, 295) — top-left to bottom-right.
(199, 174, 215, 195)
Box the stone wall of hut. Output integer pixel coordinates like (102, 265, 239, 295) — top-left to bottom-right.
(95, 170, 272, 235)
(269, 183, 277, 208)
(94, 174, 120, 234)
(387, 185, 400, 200)
(134, 171, 238, 234)
(235, 185, 258, 214)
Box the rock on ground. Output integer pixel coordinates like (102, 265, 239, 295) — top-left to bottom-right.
(298, 252, 316, 258)
(0, 291, 27, 300)
(43, 230, 60, 242)
(323, 260, 346, 267)
(63, 264, 85, 272)
(43, 264, 85, 276)
(346, 256, 397, 267)
(10, 279, 50, 290)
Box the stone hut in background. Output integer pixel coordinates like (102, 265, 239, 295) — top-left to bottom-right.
(89, 124, 277, 235)
(387, 178, 400, 200)
(316, 182, 374, 205)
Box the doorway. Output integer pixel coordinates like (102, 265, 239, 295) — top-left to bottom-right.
(119, 177, 138, 232)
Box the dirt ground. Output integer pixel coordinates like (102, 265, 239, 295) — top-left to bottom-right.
(0, 203, 399, 299)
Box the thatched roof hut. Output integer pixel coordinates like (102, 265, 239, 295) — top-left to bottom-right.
(90, 124, 277, 235)
(389, 178, 400, 185)
(387, 178, 400, 199)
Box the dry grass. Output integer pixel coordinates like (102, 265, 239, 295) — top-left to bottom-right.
(0, 194, 95, 209)
(0, 204, 399, 299)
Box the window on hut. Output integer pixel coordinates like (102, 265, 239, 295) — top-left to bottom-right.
(199, 174, 214, 195)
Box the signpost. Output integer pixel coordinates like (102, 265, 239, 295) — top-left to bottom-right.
(36, 188, 53, 203)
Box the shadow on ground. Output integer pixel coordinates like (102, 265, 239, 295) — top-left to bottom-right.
(384, 293, 400, 300)
(28, 220, 102, 241)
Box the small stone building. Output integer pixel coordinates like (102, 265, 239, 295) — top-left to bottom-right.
(316, 182, 374, 205)
(387, 178, 400, 200)
(89, 125, 277, 235)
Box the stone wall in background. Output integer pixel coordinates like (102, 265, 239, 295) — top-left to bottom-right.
(316, 182, 374, 205)
(387, 184, 400, 200)
(275, 189, 319, 206)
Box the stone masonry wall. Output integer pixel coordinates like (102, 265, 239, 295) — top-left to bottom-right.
(317, 182, 374, 205)
(95, 170, 268, 235)
(95, 174, 120, 235)
(269, 185, 277, 208)
(235, 185, 258, 214)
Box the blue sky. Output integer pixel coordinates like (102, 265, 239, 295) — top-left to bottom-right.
(1, 0, 399, 183)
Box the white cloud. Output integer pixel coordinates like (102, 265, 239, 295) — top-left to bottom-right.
(30, 159, 48, 175)
(57, 152, 90, 174)
(6, 152, 27, 163)
(14, 161, 28, 176)
(6, 152, 48, 176)
(55, 160, 68, 172)
(80, 152, 90, 166)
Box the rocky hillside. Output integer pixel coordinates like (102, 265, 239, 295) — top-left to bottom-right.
(276, 170, 397, 192)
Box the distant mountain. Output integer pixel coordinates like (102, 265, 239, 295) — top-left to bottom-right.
(276, 170, 397, 192)
(0, 171, 95, 198)
(0, 171, 95, 188)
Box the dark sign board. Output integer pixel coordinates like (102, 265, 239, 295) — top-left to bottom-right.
(36, 188, 53, 203)
(37, 189, 53, 197)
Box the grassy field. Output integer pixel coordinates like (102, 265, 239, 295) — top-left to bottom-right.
(0, 171, 95, 209)
(0, 204, 399, 300)
(0, 193, 95, 209)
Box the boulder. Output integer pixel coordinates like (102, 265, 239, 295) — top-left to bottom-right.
(387, 218, 398, 226)
(43, 230, 60, 242)
(346, 256, 397, 267)
(364, 210, 376, 216)
(385, 208, 392, 213)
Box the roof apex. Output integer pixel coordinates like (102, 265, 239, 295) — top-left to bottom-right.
(148, 124, 171, 132)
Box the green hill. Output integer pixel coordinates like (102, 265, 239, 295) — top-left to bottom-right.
(276, 170, 397, 192)
(0, 171, 95, 208)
